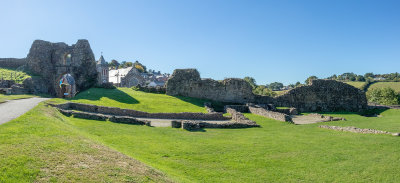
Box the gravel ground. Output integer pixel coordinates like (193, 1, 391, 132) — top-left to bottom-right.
(0, 97, 50, 125)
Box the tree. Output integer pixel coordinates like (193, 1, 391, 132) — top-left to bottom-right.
(364, 72, 374, 79)
(327, 74, 337, 80)
(305, 76, 318, 85)
(243, 77, 257, 89)
(367, 87, 399, 105)
(268, 82, 284, 91)
(356, 75, 365, 82)
(125, 62, 133, 67)
(133, 61, 147, 73)
(253, 85, 277, 97)
(109, 59, 120, 68)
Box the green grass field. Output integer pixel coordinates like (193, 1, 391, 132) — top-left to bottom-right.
(0, 103, 172, 182)
(2, 89, 400, 182)
(51, 87, 213, 113)
(344, 81, 365, 89)
(0, 67, 31, 83)
(369, 82, 400, 93)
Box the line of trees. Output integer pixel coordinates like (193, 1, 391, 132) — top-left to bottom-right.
(243, 77, 302, 96)
(108, 60, 147, 73)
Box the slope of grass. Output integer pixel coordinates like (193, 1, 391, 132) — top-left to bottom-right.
(51, 87, 209, 113)
(65, 109, 400, 182)
(3, 89, 400, 182)
(0, 67, 31, 83)
(369, 82, 400, 93)
(344, 81, 365, 89)
(0, 103, 172, 182)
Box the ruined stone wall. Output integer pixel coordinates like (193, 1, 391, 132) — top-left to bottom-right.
(0, 58, 27, 68)
(248, 106, 292, 122)
(275, 80, 368, 112)
(120, 68, 145, 87)
(166, 69, 273, 103)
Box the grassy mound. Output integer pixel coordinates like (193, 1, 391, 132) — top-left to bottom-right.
(51, 87, 212, 113)
(0, 103, 172, 182)
(0, 67, 31, 83)
(369, 82, 400, 93)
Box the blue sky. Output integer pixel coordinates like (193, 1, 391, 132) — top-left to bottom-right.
(1, 0, 399, 85)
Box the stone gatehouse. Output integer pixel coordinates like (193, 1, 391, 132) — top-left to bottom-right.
(0, 39, 99, 97)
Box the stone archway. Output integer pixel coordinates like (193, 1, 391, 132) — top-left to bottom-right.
(56, 73, 76, 98)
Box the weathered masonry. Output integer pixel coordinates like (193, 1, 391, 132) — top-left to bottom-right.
(166, 69, 368, 112)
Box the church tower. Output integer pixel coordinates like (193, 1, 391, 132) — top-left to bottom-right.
(96, 54, 109, 84)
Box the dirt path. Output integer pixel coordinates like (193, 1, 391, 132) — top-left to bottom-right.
(0, 97, 50, 125)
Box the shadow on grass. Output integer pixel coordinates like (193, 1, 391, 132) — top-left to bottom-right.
(69, 88, 139, 104)
(172, 95, 239, 112)
(188, 128, 207, 132)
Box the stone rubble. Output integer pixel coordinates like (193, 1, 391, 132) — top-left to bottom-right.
(319, 125, 400, 136)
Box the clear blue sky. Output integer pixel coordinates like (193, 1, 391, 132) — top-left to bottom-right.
(1, 0, 399, 85)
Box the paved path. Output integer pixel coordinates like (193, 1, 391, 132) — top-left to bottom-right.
(0, 97, 50, 125)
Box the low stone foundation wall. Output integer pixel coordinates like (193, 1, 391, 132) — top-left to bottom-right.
(319, 125, 400, 136)
(58, 109, 151, 126)
(55, 102, 230, 120)
(172, 120, 260, 131)
(248, 106, 292, 123)
(224, 105, 249, 113)
(275, 108, 298, 115)
(309, 113, 345, 121)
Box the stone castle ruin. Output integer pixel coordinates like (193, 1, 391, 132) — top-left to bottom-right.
(166, 69, 272, 103)
(275, 79, 368, 112)
(0, 39, 98, 97)
(166, 69, 368, 112)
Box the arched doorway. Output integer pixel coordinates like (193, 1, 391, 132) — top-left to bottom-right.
(58, 73, 76, 98)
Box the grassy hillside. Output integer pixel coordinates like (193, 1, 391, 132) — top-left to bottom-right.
(2, 90, 400, 182)
(65, 110, 400, 182)
(0, 67, 31, 83)
(51, 87, 211, 113)
(0, 103, 172, 182)
(369, 82, 400, 93)
(344, 81, 365, 89)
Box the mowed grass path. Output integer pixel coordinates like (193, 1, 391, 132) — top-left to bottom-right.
(369, 82, 400, 92)
(51, 88, 208, 113)
(67, 109, 400, 182)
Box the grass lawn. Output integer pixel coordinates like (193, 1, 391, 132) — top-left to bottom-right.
(0, 103, 172, 182)
(2, 89, 400, 182)
(0, 94, 36, 103)
(64, 110, 400, 182)
(0, 67, 31, 83)
(369, 82, 400, 93)
(51, 87, 213, 113)
(344, 81, 365, 89)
